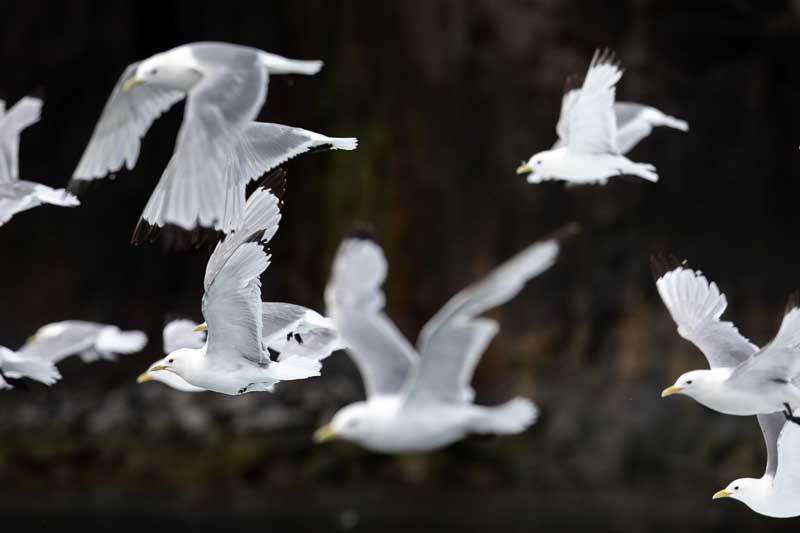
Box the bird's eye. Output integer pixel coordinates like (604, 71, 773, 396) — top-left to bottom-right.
(347, 419, 358, 428)
(734, 486, 739, 490)
(150, 68, 158, 76)
(535, 160, 542, 166)
(168, 358, 174, 363)
(686, 380, 693, 385)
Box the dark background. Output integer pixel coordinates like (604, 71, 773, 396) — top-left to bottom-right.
(2, 1, 800, 531)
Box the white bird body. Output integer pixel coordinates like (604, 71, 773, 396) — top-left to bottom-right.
(72, 41, 357, 242)
(654, 255, 800, 416)
(715, 413, 800, 517)
(0, 346, 61, 390)
(517, 49, 685, 185)
(316, 232, 562, 453)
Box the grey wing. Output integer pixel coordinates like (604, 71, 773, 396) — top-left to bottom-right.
(73, 62, 185, 181)
(553, 88, 581, 148)
(773, 410, 800, 491)
(567, 49, 621, 155)
(202, 187, 281, 365)
(261, 302, 341, 360)
(730, 303, 800, 382)
(408, 238, 559, 404)
(325, 236, 418, 398)
(758, 413, 785, 478)
(18, 321, 103, 363)
(652, 257, 758, 368)
(162, 319, 206, 354)
(227, 122, 357, 187)
(138, 63, 266, 233)
(614, 102, 689, 154)
(0, 97, 42, 183)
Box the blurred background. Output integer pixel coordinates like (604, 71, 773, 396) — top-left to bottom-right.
(2, 0, 800, 531)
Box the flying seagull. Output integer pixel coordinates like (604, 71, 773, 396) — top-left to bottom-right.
(314, 231, 565, 453)
(516, 49, 687, 185)
(19, 320, 148, 364)
(71, 42, 357, 244)
(139, 307, 341, 392)
(0, 346, 60, 390)
(145, 173, 340, 394)
(0, 97, 79, 226)
(654, 255, 800, 417)
(712, 411, 800, 518)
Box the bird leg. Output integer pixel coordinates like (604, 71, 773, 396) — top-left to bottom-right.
(783, 403, 800, 426)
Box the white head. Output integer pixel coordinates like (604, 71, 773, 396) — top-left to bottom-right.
(516, 150, 561, 183)
(144, 347, 198, 379)
(713, 478, 767, 511)
(124, 48, 202, 92)
(313, 402, 376, 445)
(660, 369, 726, 402)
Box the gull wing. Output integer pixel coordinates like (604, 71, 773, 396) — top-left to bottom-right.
(566, 49, 621, 155)
(162, 319, 206, 354)
(652, 255, 758, 368)
(325, 235, 419, 398)
(18, 320, 147, 364)
(553, 74, 583, 147)
(730, 297, 800, 383)
(72, 62, 185, 182)
(406, 238, 559, 405)
(757, 413, 784, 479)
(773, 411, 800, 491)
(202, 186, 281, 365)
(0, 97, 42, 183)
(136, 55, 267, 236)
(614, 102, 689, 154)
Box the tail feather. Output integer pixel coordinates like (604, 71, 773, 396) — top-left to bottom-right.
(95, 327, 148, 356)
(3, 357, 61, 386)
(625, 161, 658, 182)
(643, 108, 689, 132)
(33, 185, 80, 207)
(268, 355, 321, 381)
(470, 397, 539, 435)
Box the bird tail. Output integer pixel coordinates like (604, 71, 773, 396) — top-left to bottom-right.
(469, 397, 539, 435)
(93, 327, 148, 360)
(268, 355, 322, 381)
(259, 52, 323, 75)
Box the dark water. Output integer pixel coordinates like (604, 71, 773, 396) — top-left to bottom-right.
(1, 486, 796, 533)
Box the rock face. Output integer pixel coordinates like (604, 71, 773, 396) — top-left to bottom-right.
(1, 0, 800, 495)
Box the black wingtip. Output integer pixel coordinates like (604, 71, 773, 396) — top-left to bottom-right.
(130, 219, 224, 251)
(590, 47, 620, 68)
(67, 177, 103, 196)
(345, 223, 378, 243)
(253, 167, 288, 202)
(650, 253, 687, 280)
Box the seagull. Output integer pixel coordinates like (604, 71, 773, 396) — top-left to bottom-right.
(139, 306, 342, 392)
(516, 49, 687, 185)
(145, 174, 340, 394)
(313, 231, 565, 453)
(654, 255, 800, 417)
(0, 346, 60, 390)
(712, 411, 800, 518)
(71, 42, 357, 243)
(0, 97, 79, 226)
(137, 318, 208, 392)
(19, 320, 148, 364)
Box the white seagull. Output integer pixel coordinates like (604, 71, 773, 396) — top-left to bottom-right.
(654, 255, 800, 416)
(19, 320, 147, 364)
(137, 318, 208, 392)
(712, 411, 800, 518)
(0, 97, 79, 226)
(146, 176, 340, 394)
(314, 232, 563, 453)
(0, 346, 60, 390)
(71, 41, 357, 243)
(516, 49, 687, 185)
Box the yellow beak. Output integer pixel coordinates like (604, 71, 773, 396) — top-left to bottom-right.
(26, 334, 37, 344)
(712, 490, 731, 500)
(661, 385, 682, 398)
(136, 372, 154, 384)
(193, 322, 208, 332)
(516, 163, 532, 175)
(149, 364, 168, 373)
(313, 424, 337, 444)
(123, 78, 144, 91)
